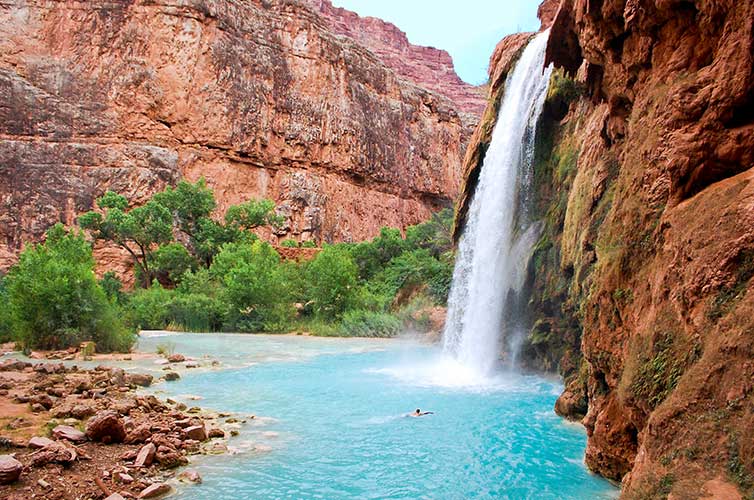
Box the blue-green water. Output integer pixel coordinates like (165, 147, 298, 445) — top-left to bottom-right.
(137, 333, 617, 500)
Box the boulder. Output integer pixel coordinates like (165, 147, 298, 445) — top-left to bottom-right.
(139, 483, 172, 498)
(163, 372, 180, 381)
(126, 373, 154, 387)
(108, 368, 127, 387)
(0, 455, 22, 484)
(28, 436, 55, 449)
(85, 410, 126, 443)
(30, 394, 54, 410)
(134, 443, 156, 467)
(167, 354, 185, 363)
(52, 425, 87, 443)
(183, 425, 207, 442)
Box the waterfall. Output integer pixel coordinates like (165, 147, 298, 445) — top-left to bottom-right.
(442, 31, 553, 376)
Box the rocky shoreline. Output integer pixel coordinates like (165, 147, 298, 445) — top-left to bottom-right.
(0, 356, 243, 499)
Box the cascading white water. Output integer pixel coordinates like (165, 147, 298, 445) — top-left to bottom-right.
(443, 31, 553, 376)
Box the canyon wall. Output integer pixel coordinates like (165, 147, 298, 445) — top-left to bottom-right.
(460, 0, 754, 498)
(0, 0, 480, 276)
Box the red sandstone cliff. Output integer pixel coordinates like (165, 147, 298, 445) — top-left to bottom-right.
(460, 0, 754, 497)
(0, 0, 477, 276)
(303, 0, 486, 117)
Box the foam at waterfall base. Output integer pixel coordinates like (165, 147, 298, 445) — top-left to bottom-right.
(367, 349, 534, 393)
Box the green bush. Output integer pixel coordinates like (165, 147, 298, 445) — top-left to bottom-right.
(373, 249, 453, 305)
(0, 275, 13, 343)
(220, 241, 294, 332)
(338, 310, 402, 338)
(99, 271, 125, 305)
(126, 282, 173, 330)
(305, 245, 359, 319)
(5, 224, 134, 352)
(350, 227, 406, 280)
(280, 239, 299, 248)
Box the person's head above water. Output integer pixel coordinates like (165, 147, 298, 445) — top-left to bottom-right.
(415, 409, 421, 414)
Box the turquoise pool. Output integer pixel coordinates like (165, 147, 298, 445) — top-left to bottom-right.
(137, 333, 617, 500)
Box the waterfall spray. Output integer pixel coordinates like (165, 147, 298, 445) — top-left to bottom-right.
(442, 31, 553, 376)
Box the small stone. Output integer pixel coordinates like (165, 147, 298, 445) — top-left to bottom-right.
(126, 373, 154, 387)
(28, 436, 55, 449)
(163, 372, 180, 381)
(0, 455, 23, 484)
(167, 354, 185, 363)
(105, 494, 126, 500)
(52, 425, 87, 443)
(38, 478, 51, 488)
(178, 469, 202, 484)
(139, 483, 172, 498)
(116, 472, 135, 484)
(187, 407, 200, 414)
(31, 403, 46, 413)
(207, 428, 225, 439)
(134, 443, 156, 467)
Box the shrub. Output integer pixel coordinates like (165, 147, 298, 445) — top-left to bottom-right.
(99, 271, 125, 305)
(280, 239, 299, 248)
(350, 227, 406, 280)
(126, 283, 173, 330)
(305, 245, 359, 319)
(338, 310, 402, 338)
(5, 224, 134, 352)
(373, 249, 453, 305)
(220, 241, 294, 332)
(0, 275, 13, 343)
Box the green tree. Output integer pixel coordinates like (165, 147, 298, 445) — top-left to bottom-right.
(5, 224, 134, 351)
(99, 271, 125, 305)
(153, 243, 196, 285)
(350, 227, 406, 280)
(219, 241, 293, 331)
(305, 244, 359, 319)
(225, 199, 285, 232)
(405, 208, 454, 257)
(79, 192, 173, 287)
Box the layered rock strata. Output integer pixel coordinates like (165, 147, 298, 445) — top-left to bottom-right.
(0, 0, 478, 275)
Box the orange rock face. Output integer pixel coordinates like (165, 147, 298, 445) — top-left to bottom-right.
(0, 0, 476, 274)
(303, 0, 486, 117)
(460, 0, 754, 496)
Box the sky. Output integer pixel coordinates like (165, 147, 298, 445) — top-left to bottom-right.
(331, 0, 542, 85)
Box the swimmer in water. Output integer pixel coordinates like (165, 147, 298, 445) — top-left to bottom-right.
(410, 408, 434, 417)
